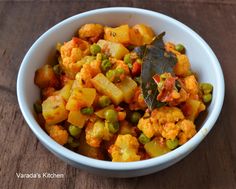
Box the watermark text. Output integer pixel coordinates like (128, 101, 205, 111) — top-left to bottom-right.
(16, 172, 65, 179)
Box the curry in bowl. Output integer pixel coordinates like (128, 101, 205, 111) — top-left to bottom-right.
(33, 23, 213, 162)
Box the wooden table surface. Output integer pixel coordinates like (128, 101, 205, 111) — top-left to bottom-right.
(0, 0, 236, 188)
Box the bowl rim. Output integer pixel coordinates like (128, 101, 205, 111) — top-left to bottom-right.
(17, 7, 225, 171)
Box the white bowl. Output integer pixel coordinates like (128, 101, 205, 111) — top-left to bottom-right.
(17, 7, 224, 178)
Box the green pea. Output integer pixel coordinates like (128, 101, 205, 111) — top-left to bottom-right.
(98, 96, 111, 108)
(108, 121, 119, 134)
(90, 44, 101, 55)
(203, 94, 212, 103)
(53, 64, 61, 75)
(67, 136, 80, 148)
(101, 59, 112, 72)
(80, 107, 94, 115)
(69, 125, 82, 137)
(34, 102, 42, 113)
(166, 139, 179, 150)
(106, 69, 116, 81)
(138, 133, 150, 144)
(200, 83, 213, 94)
(130, 112, 141, 124)
(175, 44, 185, 53)
(105, 109, 118, 123)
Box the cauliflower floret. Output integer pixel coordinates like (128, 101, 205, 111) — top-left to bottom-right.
(60, 38, 90, 78)
(85, 121, 105, 147)
(177, 119, 197, 145)
(42, 95, 68, 125)
(60, 37, 89, 60)
(129, 87, 147, 110)
(174, 54, 191, 77)
(158, 122, 180, 140)
(137, 117, 156, 138)
(164, 45, 191, 77)
(48, 125, 68, 145)
(78, 24, 104, 43)
(108, 134, 140, 162)
(151, 106, 184, 125)
(80, 60, 101, 87)
(85, 120, 113, 147)
(169, 88, 189, 106)
(183, 75, 199, 99)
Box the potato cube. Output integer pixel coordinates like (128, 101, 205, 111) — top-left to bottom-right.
(174, 54, 190, 76)
(129, 28, 143, 46)
(34, 64, 59, 89)
(67, 110, 89, 128)
(116, 76, 137, 103)
(181, 99, 206, 121)
(97, 40, 129, 60)
(91, 73, 124, 105)
(133, 24, 155, 45)
(66, 88, 96, 111)
(42, 95, 68, 125)
(54, 80, 73, 101)
(95, 105, 114, 119)
(144, 138, 170, 157)
(104, 25, 130, 44)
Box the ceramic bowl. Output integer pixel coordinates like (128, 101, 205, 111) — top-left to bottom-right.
(17, 7, 224, 177)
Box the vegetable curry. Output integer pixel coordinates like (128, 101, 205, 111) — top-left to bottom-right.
(34, 23, 213, 162)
